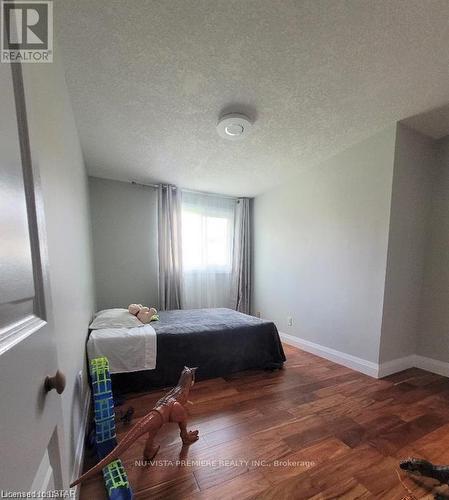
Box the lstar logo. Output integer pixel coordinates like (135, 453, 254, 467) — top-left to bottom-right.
(1, 1, 53, 63)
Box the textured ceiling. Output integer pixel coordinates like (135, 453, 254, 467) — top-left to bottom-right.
(56, 0, 449, 197)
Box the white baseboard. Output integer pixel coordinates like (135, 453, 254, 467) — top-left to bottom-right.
(280, 332, 449, 380)
(279, 332, 379, 378)
(71, 387, 91, 499)
(414, 355, 449, 378)
(377, 355, 416, 378)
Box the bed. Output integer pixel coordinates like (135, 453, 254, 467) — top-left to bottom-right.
(89, 308, 285, 394)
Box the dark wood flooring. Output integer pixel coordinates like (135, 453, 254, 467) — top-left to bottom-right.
(80, 344, 449, 499)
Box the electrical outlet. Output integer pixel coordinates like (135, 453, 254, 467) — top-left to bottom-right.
(287, 316, 293, 327)
(256, 311, 261, 318)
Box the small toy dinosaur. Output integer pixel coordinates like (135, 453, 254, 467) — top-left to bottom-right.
(400, 458, 449, 485)
(70, 366, 199, 488)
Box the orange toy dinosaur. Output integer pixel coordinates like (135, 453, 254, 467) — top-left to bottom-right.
(70, 366, 199, 488)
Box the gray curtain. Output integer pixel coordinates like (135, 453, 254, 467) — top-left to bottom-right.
(158, 184, 183, 310)
(232, 198, 251, 313)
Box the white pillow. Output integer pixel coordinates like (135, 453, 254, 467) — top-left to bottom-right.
(89, 308, 142, 330)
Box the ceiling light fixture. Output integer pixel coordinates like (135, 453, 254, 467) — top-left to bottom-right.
(217, 113, 252, 141)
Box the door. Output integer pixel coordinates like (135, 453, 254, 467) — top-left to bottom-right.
(0, 63, 66, 490)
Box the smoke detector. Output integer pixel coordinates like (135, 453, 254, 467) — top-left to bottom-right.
(216, 113, 252, 140)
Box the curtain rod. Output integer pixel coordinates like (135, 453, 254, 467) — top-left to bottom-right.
(131, 180, 159, 189)
(181, 187, 238, 200)
(130, 181, 240, 200)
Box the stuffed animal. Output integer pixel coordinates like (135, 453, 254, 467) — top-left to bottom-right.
(128, 304, 158, 324)
(137, 306, 158, 324)
(128, 304, 142, 315)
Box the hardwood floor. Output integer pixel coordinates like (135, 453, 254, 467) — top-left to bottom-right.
(80, 344, 449, 499)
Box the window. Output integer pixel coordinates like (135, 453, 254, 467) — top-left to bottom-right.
(181, 191, 236, 309)
(181, 193, 235, 273)
(182, 210, 232, 272)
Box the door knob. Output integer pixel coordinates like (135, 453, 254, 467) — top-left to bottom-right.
(45, 370, 66, 394)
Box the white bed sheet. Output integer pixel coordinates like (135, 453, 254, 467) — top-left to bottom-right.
(87, 324, 156, 374)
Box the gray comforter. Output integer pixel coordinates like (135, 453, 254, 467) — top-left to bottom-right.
(111, 308, 286, 393)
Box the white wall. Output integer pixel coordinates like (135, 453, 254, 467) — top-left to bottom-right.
(89, 177, 159, 310)
(23, 50, 96, 483)
(252, 127, 396, 363)
(379, 125, 435, 363)
(418, 135, 449, 363)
